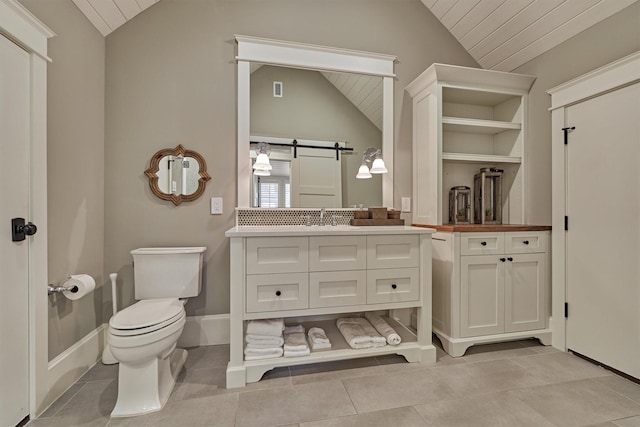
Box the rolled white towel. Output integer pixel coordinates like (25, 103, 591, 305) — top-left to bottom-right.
(307, 334, 332, 350)
(364, 312, 402, 346)
(284, 324, 305, 334)
(284, 331, 309, 352)
(284, 347, 311, 357)
(244, 347, 283, 360)
(308, 327, 330, 344)
(336, 318, 386, 349)
(246, 318, 285, 337)
(245, 334, 284, 348)
(352, 318, 387, 346)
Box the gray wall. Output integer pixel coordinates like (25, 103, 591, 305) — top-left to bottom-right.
(515, 1, 640, 225)
(19, 0, 106, 360)
(104, 0, 478, 316)
(251, 65, 382, 208)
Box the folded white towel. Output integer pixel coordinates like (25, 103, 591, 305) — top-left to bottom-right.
(284, 331, 309, 352)
(284, 324, 305, 334)
(336, 318, 386, 349)
(307, 334, 332, 350)
(364, 312, 402, 346)
(245, 334, 284, 348)
(244, 347, 283, 360)
(246, 318, 285, 337)
(284, 347, 310, 357)
(308, 327, 330, 344)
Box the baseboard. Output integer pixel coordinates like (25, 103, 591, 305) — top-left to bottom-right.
(44, 324, 105, 415)
(178, 313, 230, 347)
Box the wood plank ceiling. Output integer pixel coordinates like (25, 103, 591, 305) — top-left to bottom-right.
(422, 0, 638, 71)
(71, 0, 159, 36)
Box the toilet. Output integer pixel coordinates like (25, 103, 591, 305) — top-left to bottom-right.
(107, 247, 206, 417)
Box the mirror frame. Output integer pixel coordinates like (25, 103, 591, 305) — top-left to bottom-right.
(144, 144, 211, 206)
(235, 35, 396, 208)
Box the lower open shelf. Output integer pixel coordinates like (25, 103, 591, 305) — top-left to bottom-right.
(227, 315, 436, 388)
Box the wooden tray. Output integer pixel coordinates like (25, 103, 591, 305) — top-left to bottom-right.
(350, 219, 405, 226)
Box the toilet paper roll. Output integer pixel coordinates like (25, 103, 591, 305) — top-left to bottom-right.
(63, 274, 96, 300)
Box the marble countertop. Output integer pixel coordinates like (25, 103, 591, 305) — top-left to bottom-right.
(225, 225, 436, 237)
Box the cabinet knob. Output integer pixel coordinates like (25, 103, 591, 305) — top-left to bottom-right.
(275, 290, 282, 296)
(391, 284, 397, 290)
(507, 257, 513, 262)
(481, 241, 487, 246)
(523, 240, 530, 245)
(500, 258, 506, 262)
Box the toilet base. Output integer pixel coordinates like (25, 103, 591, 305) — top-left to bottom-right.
(110, 347, 187, 417)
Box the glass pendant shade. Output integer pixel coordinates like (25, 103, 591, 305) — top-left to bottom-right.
(253, 168, 270, 176)
(356, 164, 372, 179)
(253, 153, 272, 170)
(369, 157, 387, 174)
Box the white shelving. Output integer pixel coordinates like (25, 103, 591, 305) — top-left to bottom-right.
(406, 64, 535, 225)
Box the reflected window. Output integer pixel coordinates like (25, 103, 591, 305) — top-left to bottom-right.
(252, 159, 291, 208)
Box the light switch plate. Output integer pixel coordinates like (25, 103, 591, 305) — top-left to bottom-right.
(211, 197, 223, 215)
(401, 197, 411, 213)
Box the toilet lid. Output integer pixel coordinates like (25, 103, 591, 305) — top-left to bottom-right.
(110, 298, 184, 330)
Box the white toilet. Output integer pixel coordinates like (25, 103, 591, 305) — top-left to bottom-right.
(107, 247, 206, 417)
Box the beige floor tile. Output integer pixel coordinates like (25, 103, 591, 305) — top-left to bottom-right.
(342, 369, 458, 413)
(27, 415, 109, 427)
(183, 344, 230, 370)
(613, 415, 640, 426)
(289, 358, 383, 385)
(300, 406, 427, 427)
(235, 380, 356, 427)
(460, 340, 538, 362)
(39, 382, 87, 418)
(77, 362, 119, 382)
(509, 378, 640, 427)
(55, 379, 118, 420)
(511, 352, 613, 384)
(414, 391, 555, 427)
(106, 393, 238, 427)
(427, 358, 546, 396)
(594, 376, 640, 404)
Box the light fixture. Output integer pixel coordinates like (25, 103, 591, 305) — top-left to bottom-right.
(253, 142, 272, 176)
(356, 147, 387, 179)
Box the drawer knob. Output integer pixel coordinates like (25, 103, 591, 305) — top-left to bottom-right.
(500, 258, 506, 262)
(481, 241, 487, 246)
(275, 290, 282, 296)
(523, 240, 530, 245)
(391, 284, 397, 290)
(507, 257, 513, 262)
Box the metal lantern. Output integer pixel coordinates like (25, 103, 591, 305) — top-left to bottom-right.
(474, 167, 503, 224)
(449, 186, 471, 224)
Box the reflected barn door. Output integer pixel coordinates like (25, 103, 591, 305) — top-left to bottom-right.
(0, 33, 31, 426)
(566, 82, 640, 379)
(291, 147, 342, 208)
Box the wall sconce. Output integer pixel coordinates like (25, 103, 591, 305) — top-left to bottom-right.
(356, 147, 387, 179)
(253, 142, 272, 176)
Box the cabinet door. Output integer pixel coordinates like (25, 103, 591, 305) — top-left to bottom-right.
(504, 232, 547, 254)
(246, 273, 309, 313)
(247, 237, 308, 274)
(460, 232, 504, 255)
(460, 255, 504, 337)
(309, 270, 366, 308)
(366, 235, 419, 269)
(505, 253, 545, 333)
(309, 236, 366, 272)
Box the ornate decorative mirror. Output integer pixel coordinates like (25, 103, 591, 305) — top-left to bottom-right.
(145, 145, 211, 205)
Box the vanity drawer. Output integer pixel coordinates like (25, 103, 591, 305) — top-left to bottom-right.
(309, 270, 366, 308)
(246, 237, 308, 274)
(366, 267, 420, 304)
(309, 236, 366, 272)
(366, 235, 420, 269)
(504, 231, 547, 254)
(460, 233, 504, 256)
(246, 273, 309, 313)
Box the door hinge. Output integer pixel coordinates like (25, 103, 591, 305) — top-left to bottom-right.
(562, 126, 575, 145)
(564, 302, 569, 318)
(564, 216, 569, 231)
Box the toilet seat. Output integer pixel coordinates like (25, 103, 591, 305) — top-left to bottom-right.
(109, 298, 185, 337)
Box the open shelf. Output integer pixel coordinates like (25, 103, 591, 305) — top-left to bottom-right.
(442, 117, 521, 135)
(442, 152, 522, 164)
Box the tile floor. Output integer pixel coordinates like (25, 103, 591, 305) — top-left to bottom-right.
(26, 338, 640, 427)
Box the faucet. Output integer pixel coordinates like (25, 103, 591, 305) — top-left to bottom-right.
(319, 208, 326, 226)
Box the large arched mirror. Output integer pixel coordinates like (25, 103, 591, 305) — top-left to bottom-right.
(145, 144, 211, 205)
(236, 35, 395, 208)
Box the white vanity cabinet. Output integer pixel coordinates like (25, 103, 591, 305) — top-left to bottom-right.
(226, 226, 435, 388)
(431, 228, 552, 357)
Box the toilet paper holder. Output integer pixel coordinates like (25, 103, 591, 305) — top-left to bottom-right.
(47, 277, 78, 295)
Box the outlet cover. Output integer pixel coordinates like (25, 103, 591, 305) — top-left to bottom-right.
(401, 197, 411, 213)
(211, 197, 223, 215)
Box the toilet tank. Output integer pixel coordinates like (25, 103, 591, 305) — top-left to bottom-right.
(131, 247, 206, 300)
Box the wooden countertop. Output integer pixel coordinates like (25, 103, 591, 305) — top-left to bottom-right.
(411, 224, 552, 232)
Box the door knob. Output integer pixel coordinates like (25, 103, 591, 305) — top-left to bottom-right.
(507, 257, 513, 262)
(480, 241, 487, 246)
(11, 218, 38, 242)
(275, 290, 282, 296)
(499, 258, 506, 262)
(391, 283, 397, 289)
(523, 240, 530, 245)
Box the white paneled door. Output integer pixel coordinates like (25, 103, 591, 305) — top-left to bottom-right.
(566, 82, 640, 379)
(0, 34, 31, 426)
